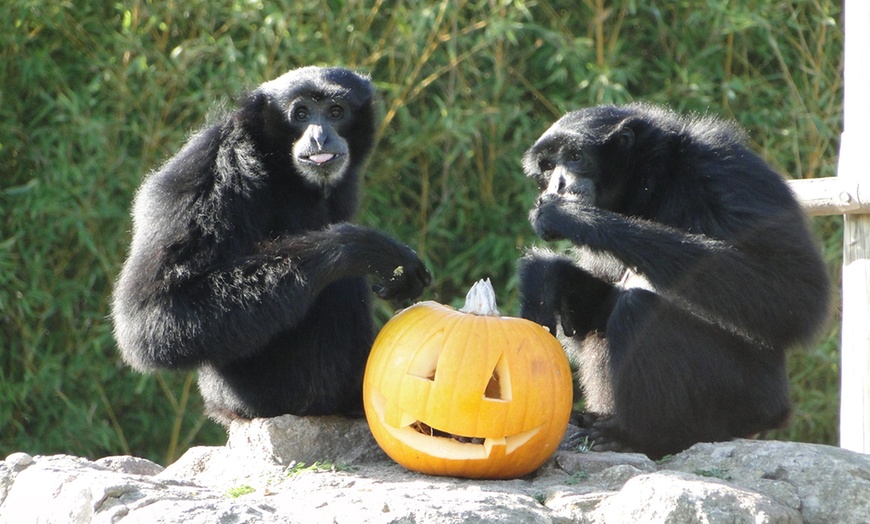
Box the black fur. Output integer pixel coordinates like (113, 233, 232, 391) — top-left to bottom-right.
(112, 67, 431, 425)
(518, 103, 830, 459)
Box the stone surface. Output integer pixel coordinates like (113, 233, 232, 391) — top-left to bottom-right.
(226, 414, 387, 466)
(664, 440, 870, 523)
(2, 415, 869, 523)
(590, 470, 801, 523)
(95, 455, 165, 476)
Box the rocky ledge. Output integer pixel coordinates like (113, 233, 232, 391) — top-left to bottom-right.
(2, 415, 869, 523)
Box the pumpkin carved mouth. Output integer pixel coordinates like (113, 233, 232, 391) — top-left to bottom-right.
(410, 420, 485, 443)
(367, 387, 542, 460)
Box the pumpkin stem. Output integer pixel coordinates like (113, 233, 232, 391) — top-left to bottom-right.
(459, 278, 500, 316)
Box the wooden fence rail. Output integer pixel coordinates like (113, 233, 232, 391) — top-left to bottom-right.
(789, 178, 870, 217)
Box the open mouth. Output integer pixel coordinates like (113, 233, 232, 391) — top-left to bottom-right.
(304, 153, 337, 164)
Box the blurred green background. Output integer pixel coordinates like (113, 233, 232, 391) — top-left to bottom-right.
(1, 0, 843, 466)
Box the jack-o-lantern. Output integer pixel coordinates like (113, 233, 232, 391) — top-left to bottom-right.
(363, 279, 573, 479)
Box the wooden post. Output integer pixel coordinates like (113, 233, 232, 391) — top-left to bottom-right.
(839, 0, 870, 454)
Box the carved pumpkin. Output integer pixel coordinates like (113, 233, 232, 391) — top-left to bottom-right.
(363, 279, 573, 479)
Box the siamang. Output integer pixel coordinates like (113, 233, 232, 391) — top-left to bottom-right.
(518, 103, 830, 459)
(112, 67, 431, 426)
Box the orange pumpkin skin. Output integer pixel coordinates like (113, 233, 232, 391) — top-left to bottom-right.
(363, 300, 573, 479)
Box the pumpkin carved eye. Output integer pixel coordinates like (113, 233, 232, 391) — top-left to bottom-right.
(484, 357, 510, 401)
(363, 279, 573, 479)
(407, 336, 440, 381)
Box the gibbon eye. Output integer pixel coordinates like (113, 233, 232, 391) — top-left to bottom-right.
(538, 159, 555, 173)
(568, 151, 583, 162)
(293, 106, 310, 121)
(328, 105, 344, 119)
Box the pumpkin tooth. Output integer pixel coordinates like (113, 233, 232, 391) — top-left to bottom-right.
(483, 437, 507, 456)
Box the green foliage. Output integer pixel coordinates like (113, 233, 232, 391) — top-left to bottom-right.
(225, 485, 256, 498)
(1, 0, 844, 464)
(286, 461, 358, 476)
(694, 467, 732, 481)
(566, 435, 596, 454)
(565, 470, 589, 485)
(655, 454, 675, 465)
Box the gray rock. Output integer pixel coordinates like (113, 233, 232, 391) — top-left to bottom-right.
(591, 470, 801, 523)
(554, 449, 656, 475)
(2, 418, 869, 524)
(665, 439, 870, 524)
(95, 455, 164, 476)
(226, 414, 387, 466)
(3, 453, 33, 473)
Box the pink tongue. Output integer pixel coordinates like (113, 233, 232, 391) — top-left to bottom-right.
(309, 153, 335, 164)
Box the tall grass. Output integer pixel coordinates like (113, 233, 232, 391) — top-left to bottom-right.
(1, 0, 843, 464)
